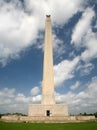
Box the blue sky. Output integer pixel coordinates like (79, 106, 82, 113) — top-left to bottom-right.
(0, 0, 97, 114)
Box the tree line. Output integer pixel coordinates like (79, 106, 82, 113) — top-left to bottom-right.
(70, 112, 97, 118)
(0, 113, 27, 118)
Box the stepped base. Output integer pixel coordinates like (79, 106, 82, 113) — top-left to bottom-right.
(1, 115, 95, 123)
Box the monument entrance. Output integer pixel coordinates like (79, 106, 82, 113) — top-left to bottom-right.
(46, 110, 50, 117)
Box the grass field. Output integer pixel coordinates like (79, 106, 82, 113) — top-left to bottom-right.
(0, 122, 97, 130)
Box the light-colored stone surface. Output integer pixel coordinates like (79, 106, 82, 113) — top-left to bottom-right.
(28, 15, 68, 118)
(42, 15, 55, 105)
(1, 115, 96, 123)
(29, 104, 68, 116)
(19, 115, 96, 123)
(1, 115, 19, 122)
(75, 116, 96, 121)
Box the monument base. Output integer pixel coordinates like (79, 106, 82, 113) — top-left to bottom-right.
(28, 104, 68, 117)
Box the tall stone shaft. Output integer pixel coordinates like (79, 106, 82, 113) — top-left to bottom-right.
(28, 15, 68, 117)
(42, 15, 55, 105)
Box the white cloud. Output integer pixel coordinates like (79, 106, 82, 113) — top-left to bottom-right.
(0, 0, 86, 66)
(55, 76, 97, 114)
(71, 7, 95, 46)
(70, 81, 80, 90)
(0, 76, 97, 114)
(0, 1, 39, 66)
(95, 21, 97, 28)
(0, 87, 42, 114)
(30, 86, 40, 96)
(77, 62, 94, 76)
(53, 34, 65, 58)
(35, 33, 66, 59)
(25, 0, 85, 25)
(15, 93, 30, 103)
(54, 57, 79, 87)
(0, 87, 15, 98)
(31, 95, 41, 103)
(81, 30, 97, 62)
(71, 7, 97, 62)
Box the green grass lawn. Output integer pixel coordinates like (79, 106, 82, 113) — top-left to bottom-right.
(0, 122, 97, 130)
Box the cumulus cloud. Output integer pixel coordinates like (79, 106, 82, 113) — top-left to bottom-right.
(25, 0, 85, 25)
(70, 81, 80, 90)
(53, 34, 65, 58)
(31, 95, 41, 103)
(15, 93, 30, 103)
(0, 87, 15, 98)
(77, 62, 94, 76)
(71, 7, 97, 62)
(55, 76, 97, 114)
(0, 87, 41, 114)
(0, 76, 97, 114)
(35, 33, 66, 59)
(81, 30, 97, 62)
(54, 57, 79, 87)
(0, 1, 40, 66)
(0, 87, 28, 113)
(71, 7, 95, 46)
(0, 0, 86, 66)
(0, 0, 96, 115)
(30, 86, 40, 96)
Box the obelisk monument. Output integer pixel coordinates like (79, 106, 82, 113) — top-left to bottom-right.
(29, 15, 68, 117)
(42, 15, 55, 105)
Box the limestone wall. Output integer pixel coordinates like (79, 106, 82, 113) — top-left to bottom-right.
(1, 115, 95, 123)
(28, 104, 68, 116)
(1, 115, 19, 122)
(20, 116, 95, 123)
(75, 116, 96, 121)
